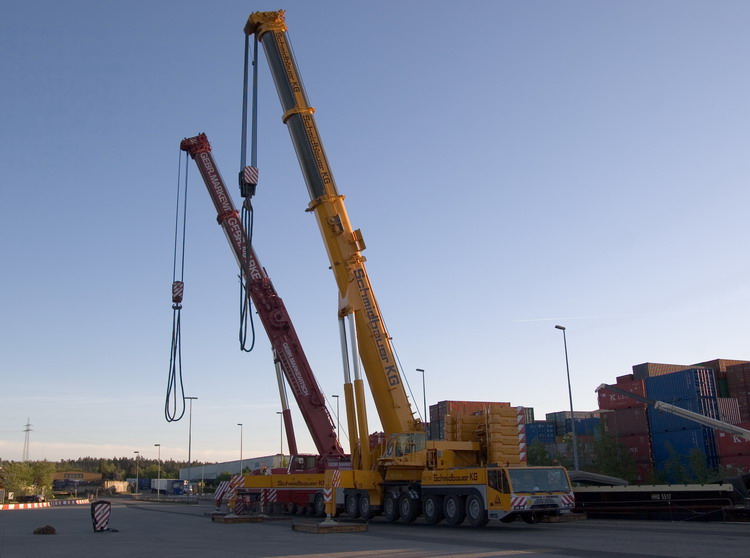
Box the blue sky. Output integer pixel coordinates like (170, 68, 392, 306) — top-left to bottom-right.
(2, 1, 749, 464)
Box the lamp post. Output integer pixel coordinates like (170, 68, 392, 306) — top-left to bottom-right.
(154, 443, 161, 501)
(276, 411, 283, 455)
(133, 450, 139, 496)
(417, 368, 427, 428)
(554, 325, 580, 471)
(331, 394, 340, 444)
(237, 423, 243, 475)
(185, 396, 197, 496)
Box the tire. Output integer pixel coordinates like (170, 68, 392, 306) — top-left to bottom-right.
(443, 495, 466, 527)
(398, 492, 420, 523)
(313, 492, 326, 517)
(466, 494, 488, 528)
(345, 493, 360, 518)
(359, 493, 373, 520)
(383, 493, 400, 522)
(522, 512, 539, 524)
(422, 494, 444, 525)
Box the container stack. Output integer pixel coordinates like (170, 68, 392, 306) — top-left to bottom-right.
(645, 368, 720, 479)
(715, 425, 750, 473)
(726, 363, 750, 422)
(598, 374, 653, 482)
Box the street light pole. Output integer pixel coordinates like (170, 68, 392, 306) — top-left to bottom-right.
(331, 394, 340, 445)
(133, 450, 139, 496)
(185, 396, 197, 496)
(417, 368, 427, 428)
(154, 443, 161, 501)
(276, 411, 283, 456)
(555, 325, 580, 471)
(237, 423, 243, 475)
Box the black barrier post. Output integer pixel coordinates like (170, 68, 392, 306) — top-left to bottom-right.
(91, 500, 112, 532)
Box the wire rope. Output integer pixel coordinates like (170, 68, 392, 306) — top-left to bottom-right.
(165, 150, 189, 422)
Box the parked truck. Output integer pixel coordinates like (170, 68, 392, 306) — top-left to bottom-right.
(151, 479, 188, 495)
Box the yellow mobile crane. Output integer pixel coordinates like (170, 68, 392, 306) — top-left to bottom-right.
(244, 10, 574, 526)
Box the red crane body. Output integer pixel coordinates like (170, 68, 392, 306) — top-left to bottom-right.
(180, 133, 347, 468)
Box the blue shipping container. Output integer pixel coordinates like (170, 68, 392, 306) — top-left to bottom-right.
(645, 368, 717, 402)
(651, 427, 718, 465)
(526, 421, 556, 445)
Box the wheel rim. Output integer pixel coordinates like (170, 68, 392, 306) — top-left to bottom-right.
(445, 497, 456, 518)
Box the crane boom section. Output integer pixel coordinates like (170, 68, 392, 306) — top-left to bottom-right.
(180, 133, 345, 459)
(597, 383, 750, 441)
(245, 11, 419, 436)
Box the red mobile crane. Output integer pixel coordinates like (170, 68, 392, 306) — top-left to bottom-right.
(180, 133, 348, 473)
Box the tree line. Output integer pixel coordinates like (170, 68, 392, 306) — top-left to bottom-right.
(0, 457, 221, 498)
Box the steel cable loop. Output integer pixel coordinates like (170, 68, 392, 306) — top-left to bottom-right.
(165, 151, 189, 422)
(166, 306, 186, 422)
(239, 201, 256, 352)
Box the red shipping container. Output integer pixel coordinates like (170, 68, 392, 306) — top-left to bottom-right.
(597, 378, 647, 411)
(720, 454, 750, 473)
(716, 423, 750, 457)
(618, 434, 652, 462)
(601, 407, 649, 437)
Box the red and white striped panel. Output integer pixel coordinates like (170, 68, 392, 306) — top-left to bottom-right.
(511, 496, 528, 509)
(517, 407, 527, 463)
(243, 166, 259, 185)
(560, 494, 575, 507)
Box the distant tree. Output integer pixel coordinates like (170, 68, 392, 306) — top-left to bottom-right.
(688, 448, 720, 484)
(660, 443, 689, 484)
(592, 426, 638, 482)
(527, 441, 554, 466)
(4, 461, 33, 495)
(30, 461, 56, 496)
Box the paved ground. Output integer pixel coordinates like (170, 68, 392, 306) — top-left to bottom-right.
(2, 498, 750, 557)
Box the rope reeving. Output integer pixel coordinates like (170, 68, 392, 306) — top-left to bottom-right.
(238, 32, 260, 353)
(166, 150, 189, 422)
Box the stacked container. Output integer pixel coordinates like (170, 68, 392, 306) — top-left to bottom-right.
(526, 421, 556, 446)
(726, 363, 750, 423)
(645, 368, 720, 479)
(695, 359, 749, 398)
(715, 424, 750, 472)
(598, 374, 653, 482)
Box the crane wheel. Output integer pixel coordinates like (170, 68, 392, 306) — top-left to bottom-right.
(383, 493, 400, 522)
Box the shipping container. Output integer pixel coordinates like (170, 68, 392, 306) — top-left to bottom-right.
(651, 428, 718, 466)
(647, 398, 720, 434)
(726, 363, 750, 422)
(601, 407, 649, 437)
(597, 377, 646, 411)
(645, 368, 717, 402)
(715, 423, 750, 457)
(562, 417, 600, 437)
(617, 434, 653, 463)
(717, 378, 730, 398)
(525, 421, 556, 446)
(632, 362, 690, 380)
(719, 454, 750, 473)
(717, 398, 742, 425)
(694, 359, 749, 380)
